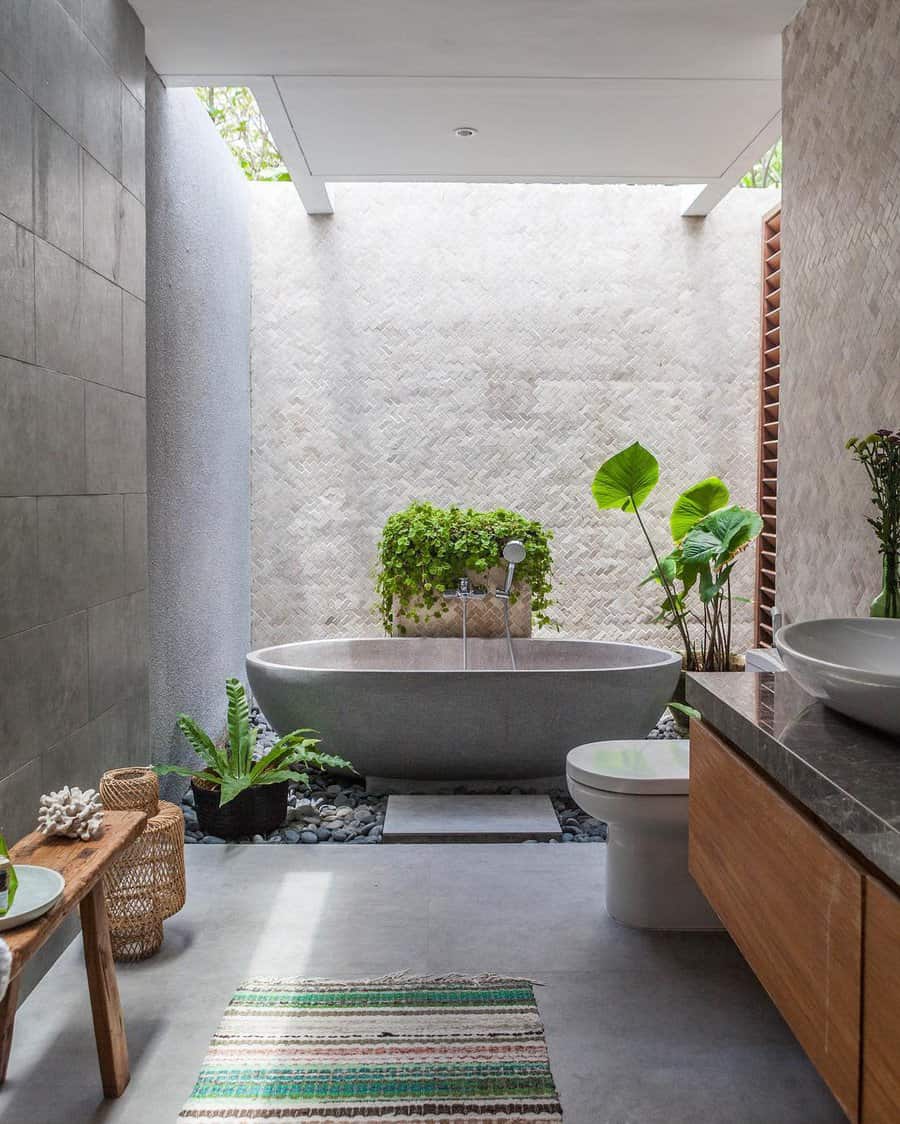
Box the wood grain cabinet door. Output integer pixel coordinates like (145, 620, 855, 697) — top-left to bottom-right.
(863, 877, 900, 1122)
(689, 720, 863, 1122)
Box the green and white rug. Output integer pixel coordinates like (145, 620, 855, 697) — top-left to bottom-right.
(178, 975, 563, 1122)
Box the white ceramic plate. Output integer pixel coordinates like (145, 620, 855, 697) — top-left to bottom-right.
(0, 866, 65, 931)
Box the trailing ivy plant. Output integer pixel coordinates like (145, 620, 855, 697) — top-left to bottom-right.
(375, 502, 555, 633)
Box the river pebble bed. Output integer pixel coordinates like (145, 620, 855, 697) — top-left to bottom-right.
(181, 709, 681, 845)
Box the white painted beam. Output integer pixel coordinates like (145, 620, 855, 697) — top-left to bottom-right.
(681, 110, 781, 217)
(251, 78, 333, 215)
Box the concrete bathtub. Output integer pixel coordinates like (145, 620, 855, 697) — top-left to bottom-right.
(246, 638, 681, 785)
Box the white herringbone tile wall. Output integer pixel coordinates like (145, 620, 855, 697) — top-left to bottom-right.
(250, 183, 778, 647)
(780, 0, 900, 622)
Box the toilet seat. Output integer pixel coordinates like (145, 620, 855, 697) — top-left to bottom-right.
(566, 739, 690, 796)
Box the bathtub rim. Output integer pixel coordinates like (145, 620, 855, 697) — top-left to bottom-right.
(246, 636, 682, 675)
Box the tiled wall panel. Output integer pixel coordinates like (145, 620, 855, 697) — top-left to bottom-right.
(780, 0, 900, 620)
(0, 0, 147, 959)
(250, 183, 777, 649)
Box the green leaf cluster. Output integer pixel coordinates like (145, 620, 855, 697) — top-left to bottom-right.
(194, 87, 291, 182)
(592, 442, 762, 671)
(153, 679, 354, 807)
(740, 138, 782, 188)
(375, 502, 555, 633)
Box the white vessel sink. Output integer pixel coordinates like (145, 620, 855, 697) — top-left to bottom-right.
(775, 618, 900, 738)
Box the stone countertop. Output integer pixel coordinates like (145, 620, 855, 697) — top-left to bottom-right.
(686, 671, 900, 890)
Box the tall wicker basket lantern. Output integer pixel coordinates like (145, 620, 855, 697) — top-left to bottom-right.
(100, 768, 186, 962)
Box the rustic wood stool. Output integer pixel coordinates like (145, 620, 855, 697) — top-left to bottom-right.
(0, 811, 147, 1097)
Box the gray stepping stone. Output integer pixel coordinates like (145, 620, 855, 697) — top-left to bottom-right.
(382, 794, 561, 843)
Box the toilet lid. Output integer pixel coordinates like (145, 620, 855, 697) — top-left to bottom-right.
(566, 740, 690, 795)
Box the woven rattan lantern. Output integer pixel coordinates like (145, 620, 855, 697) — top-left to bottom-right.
(101, 768, 186, 962)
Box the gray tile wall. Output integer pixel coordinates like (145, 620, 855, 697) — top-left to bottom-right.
(780, 0, 900, 621)
(0, 0, 148, 871)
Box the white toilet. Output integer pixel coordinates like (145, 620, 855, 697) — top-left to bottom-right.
(566, 739, 722, 931)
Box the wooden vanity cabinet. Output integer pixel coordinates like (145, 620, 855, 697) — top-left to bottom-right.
(689, 720, 863, 1121)
(863, 877, 900, 1123)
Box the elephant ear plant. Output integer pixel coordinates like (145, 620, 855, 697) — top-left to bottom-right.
(592, 442, 762, 676)
(154, 679, 353, 838)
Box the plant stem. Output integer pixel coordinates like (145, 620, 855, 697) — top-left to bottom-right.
(632, 501, 694, 667)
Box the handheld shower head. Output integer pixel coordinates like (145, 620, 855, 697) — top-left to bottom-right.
(500, 540, 526, 595)
(502, 540, 526, 564)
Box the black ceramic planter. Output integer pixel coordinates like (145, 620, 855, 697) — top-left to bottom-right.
(192, 779, 290, 839)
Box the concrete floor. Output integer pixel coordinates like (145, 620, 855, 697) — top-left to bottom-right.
(5, 845, 845, 1124)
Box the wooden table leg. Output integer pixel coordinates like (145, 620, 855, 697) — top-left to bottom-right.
(80, 883, 129, 1097)
(0, 974, 21, 1083)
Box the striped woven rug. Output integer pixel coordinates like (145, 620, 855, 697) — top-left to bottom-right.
(178, 976, 563, 1122)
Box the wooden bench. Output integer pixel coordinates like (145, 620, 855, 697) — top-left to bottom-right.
(0, 810, 147, 1097)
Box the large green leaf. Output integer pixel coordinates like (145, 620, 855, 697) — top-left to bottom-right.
(175, 715, 225, 773)
(153, 764, 222, 785)
(250, 769, 305, 788)
(681, 530, 722, 566)
(592, 442, 659, 513)
(670, 478, 729, 541)
(218, 772, 252, 807)
(225, 677, 252, 774)
(301, 749, 356, 773)
(682, 506, 763, 569)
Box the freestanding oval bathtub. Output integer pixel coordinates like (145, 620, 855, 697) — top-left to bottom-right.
(246, 638, 681, 784)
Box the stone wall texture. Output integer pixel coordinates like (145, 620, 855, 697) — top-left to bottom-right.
(780, 0, 900, 621)
(0, 0, 147, 993)
(250, 182, 778, 650)
(145, 74, 251, 791)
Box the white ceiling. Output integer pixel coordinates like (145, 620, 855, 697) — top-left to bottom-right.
(135, 0, 800, 213)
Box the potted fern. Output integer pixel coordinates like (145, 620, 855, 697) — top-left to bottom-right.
(154, 678, 353, 839)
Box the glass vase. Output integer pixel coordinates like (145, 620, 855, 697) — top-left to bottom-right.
(870, 552, 900, 619)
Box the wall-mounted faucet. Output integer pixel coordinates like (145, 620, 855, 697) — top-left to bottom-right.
(443, 578, 487, 670)
(440, 542, 526, 671)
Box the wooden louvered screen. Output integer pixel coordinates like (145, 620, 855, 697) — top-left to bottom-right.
(755, 204, 781, 647)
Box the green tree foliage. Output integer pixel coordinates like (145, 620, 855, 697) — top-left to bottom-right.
(194, 86, 290, 182)
(740, 139, 782, 188)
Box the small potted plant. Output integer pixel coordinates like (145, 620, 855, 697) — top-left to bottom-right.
(592, 441, 762, 728)
(154, 678, 353, 839)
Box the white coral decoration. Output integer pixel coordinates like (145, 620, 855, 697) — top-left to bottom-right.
(37, 786, 104, 840)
